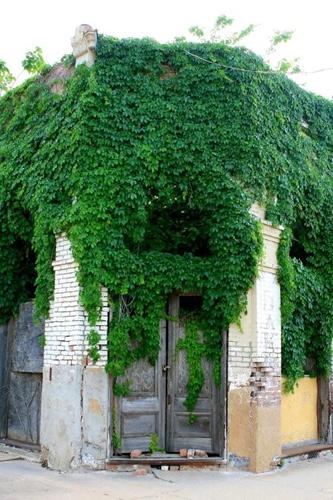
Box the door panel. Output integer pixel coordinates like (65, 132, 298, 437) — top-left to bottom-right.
(4, 303, 44, 445)
(115, 320, 166, 453)
(115, 298, 223, 455)
(7, 372, 42, 444)
(166, 295, 221, 454)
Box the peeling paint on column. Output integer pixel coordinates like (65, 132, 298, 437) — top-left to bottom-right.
(228, 208, 282, 472)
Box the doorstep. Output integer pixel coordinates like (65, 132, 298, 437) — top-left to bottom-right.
(282, 442, 333, 459)
(106, 454, 227, 471)
(0, 441, 41, 463)
(0, 438, 40, 452)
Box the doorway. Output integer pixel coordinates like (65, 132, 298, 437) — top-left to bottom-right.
(113, 294, 225, 455)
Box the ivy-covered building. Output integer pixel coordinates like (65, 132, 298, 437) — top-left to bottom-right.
(0, 25, 332, 473)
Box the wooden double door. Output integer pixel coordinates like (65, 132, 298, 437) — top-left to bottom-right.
(114, 295, 225, 455)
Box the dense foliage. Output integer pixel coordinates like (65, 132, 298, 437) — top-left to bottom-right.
(0, 35, 332, 401)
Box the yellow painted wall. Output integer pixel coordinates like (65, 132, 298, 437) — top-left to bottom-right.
(281, 377, 318, 445)
(228, 387, 252, 457)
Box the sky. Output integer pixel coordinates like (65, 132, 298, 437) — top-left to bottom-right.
(1, 0, 333, 99)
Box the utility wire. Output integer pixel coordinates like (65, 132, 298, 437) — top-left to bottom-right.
(184, 49, 333, 76)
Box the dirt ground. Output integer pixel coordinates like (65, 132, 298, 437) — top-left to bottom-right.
(0, 451, 332, 500)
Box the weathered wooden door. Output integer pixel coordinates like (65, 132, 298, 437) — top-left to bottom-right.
(115, 320, 167, 453)
(166, 295, 222, 453)
(115, 295, 224, 455)
(0, 302, 44, 446)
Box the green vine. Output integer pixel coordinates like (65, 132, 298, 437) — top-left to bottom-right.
(113, 380, 131, 397)
(176, 319, 207, 422)
(0, 34, 332, 398)
(111, 406, 121, 453)
(87, 329, 101, 363)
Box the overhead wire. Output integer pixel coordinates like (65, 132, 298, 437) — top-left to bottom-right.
(183, 49, 333, 76)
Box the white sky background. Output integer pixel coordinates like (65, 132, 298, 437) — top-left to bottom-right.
(1, 0, 333, 98)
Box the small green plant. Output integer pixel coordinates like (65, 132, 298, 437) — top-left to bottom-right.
(37, 334, 46, 348)
(111, 406, 121, 453)
(113, 380, 131, 397)
(148, 433, 164, 454)
(22, 47, 47, 75)
(112, 430, 121, 452)
(188, 413, 197, 425)
(0, 60, 14, 94)
(188, 15, 300, 74)
(60, 54, 75, 68)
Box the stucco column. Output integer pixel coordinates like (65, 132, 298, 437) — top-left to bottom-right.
(40, 235, 110, 470)
(228, 205, 282, 472)
(0, 324, 8, 437)
(328, 348, 333, 443)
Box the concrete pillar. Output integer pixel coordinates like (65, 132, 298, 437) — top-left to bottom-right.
(0, 324, 8, 437)
(228, 206, 282, 472)
(328, 348, 333, 443)
(40, 235, 110, 470)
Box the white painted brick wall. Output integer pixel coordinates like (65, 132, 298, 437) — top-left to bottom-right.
(44, 235, 109, 367)
(254, 271, 281, 370)
(228, 218, 282, 402)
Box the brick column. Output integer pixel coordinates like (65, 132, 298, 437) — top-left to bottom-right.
(40, 235, 110, 470)
(228, 207, 282, 472)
